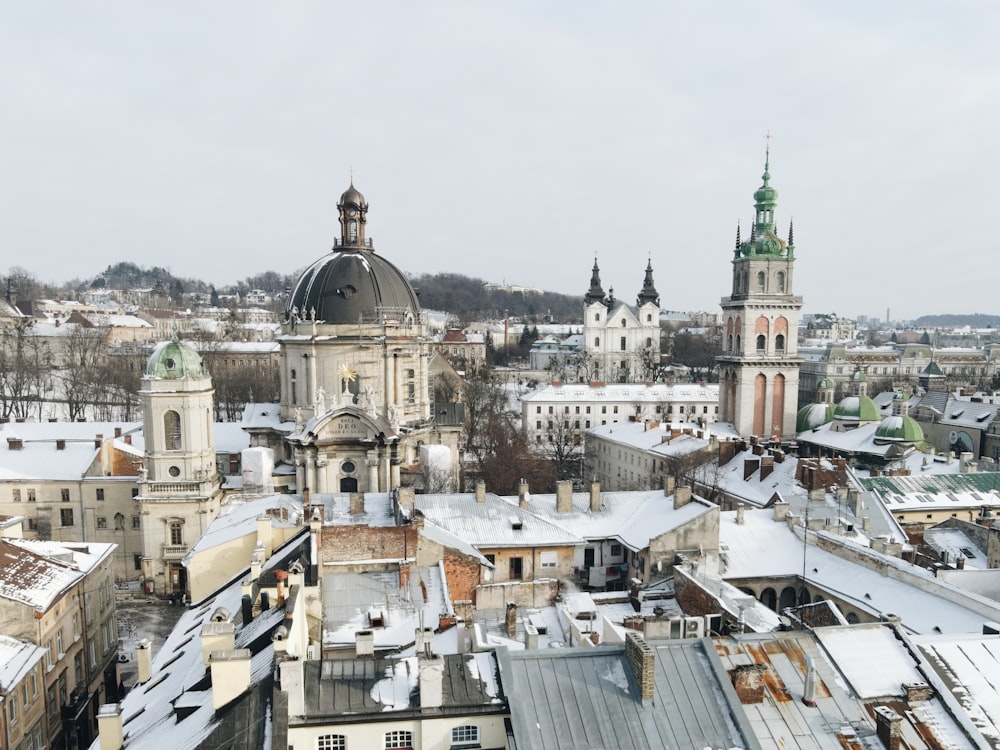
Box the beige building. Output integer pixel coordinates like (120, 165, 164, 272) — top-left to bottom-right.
(0, 538, 117, 750)
(0, 634, 47, 750)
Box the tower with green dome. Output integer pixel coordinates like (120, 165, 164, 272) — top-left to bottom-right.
(718, 149, 802, 439)
(136, 334, 222, 597)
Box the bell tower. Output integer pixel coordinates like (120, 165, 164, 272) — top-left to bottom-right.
(718, 150, 802, 439)
(337, 181, 369, 249)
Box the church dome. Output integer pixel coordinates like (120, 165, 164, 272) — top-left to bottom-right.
(340, 182, 367, 208)
(796, 402, 834, 432)
(833, 395, 880, 423)
(145, 336, 206, 379)
(874, 415, 924, 444)
(287, 249, 420, 325)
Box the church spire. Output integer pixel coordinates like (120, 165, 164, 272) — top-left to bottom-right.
(637, 259, 660, 306)
(337, 181, 369, 249)
(584, 257, 606, 305)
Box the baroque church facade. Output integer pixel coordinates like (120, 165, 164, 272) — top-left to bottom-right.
(718, 155, 802, 439)
(247, 183, 462, 494)
(581, 259, 662, 383)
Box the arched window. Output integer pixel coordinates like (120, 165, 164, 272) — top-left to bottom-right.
(776, 270, 785, 292)
(756, 334, 766, 353)
(318, 735, 346, 750)
(114, 513, 125, 530)
(163, 411, 181, 451)
(594, 313, 600, 321)
(757, 271, 766, 291)
(594, 337, 600, 347)
(621, 318, 627, 327)
(290, 369, 297, 404)
(775, 333, 785, 353)
(348, 220, 358, 242)
(727, 334, 733, 352)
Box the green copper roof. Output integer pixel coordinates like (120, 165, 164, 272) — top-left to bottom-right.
(921, 361, 944, 377)
(796, 402, 834, 432)
(818, 377, 836, 390)
(145, 336, 206, 379)
(736, 153, 792, 260)
(833, 395, 881, 422)
(874, 415, 924, 444)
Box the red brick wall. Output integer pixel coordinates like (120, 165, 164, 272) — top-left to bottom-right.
(442, 550, 482, 603)
(318, 524, 419, 564)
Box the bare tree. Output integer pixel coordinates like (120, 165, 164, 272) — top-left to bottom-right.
(58, 325, 110, 421)
(0, 319, 53, 419)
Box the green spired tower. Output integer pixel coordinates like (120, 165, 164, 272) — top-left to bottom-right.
(718, 150, 802, 439)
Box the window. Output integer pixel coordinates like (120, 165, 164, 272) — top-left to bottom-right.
(775, 333, 785, 353)
(594, 337, 600, 347)
(164, 410, 181, 451)
(484, 554, 495, 565)
(509, 557, 524, 580)
(536, 406, 541, 414)
(8, 693, 16, 723)
(169, 521, 183, 545)
(317, 735, 346, 750)
(610, 543, 622, 556)
(96, 488, 105, 501)
(756, 334, 766, 352)
(61, 508, 74, 527)
(133, 515, 141, 529)
(28, 519, 37, 531)
(594, 313, 599, 321)
(384, 730, 413, 748)
(621, 318, 627, 327)
(61, 488, 70, 502)
(452, 725, 480, 746)
(115, 513, 125, 530)
(56, 630, 64, 658)
(74, 652, 83, 684)
(27, 489, 35, 502)
(620, 336, 627, 351)
(88, 639, 97, 669)
(13, 488, 21, 502)
(539, 551, 557, 569)
(47, 686, 57, 718)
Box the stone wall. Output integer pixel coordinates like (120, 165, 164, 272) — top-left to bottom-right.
(475, 579, 558, 610)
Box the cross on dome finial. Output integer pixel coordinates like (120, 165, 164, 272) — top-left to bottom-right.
(762, 130, 772, 185)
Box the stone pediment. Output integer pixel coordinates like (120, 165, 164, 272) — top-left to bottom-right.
(305, 407, 395, 445)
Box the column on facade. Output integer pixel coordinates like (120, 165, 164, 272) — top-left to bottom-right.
(315, 455, 328, 493)
(304, 450, 317, 493)
(367, 452, 380, 494)
(294, 449, 305, 492)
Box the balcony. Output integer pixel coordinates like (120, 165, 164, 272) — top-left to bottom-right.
(145, 481, 202, 496)
(161, 544, 188, 560)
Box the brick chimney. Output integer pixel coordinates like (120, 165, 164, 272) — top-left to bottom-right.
(625, 632, 655, 702)
(729, 663, 768, 703)
(744, 458, 760, 480)
(56, 439, 66, 450)
(874, 706, 902, 750)
(7, 438, 22, 450)
(759, 455, 774, 481)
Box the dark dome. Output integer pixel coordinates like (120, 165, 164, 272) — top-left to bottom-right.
(340, 182, 367, 208)
(287, 249, 420, 325)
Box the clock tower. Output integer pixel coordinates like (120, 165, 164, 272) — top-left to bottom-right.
(718, 153, 802, 439)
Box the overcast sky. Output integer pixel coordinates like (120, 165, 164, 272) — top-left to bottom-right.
(2, 2, 998, 322)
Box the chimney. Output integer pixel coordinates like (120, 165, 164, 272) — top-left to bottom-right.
(590, 481, 601, 512)
(256, 514, 273, 556)
(200, 621, 236, 666)
(274, 569, 288, 606)
(210, 649, 252, 711)
(419, 653, 445, 709)
(663, 475, 676, 496)
(114, 427, 122, 438)
(744, 458, 760, 480)
(475, 481, 486, 503)
(349, 492, 365, 515)
(396, 486, 415, 509)
(518, 479, 530, 509)
(505, 602, 518, 637)
(56, 439, 65, 450)
(124, 434, 132, 445)
(736, 503, 745, 525)
(772, 501, 789, 522)
(903, 682, 933, 702)
(673, 485, 692, 510)
(355, 630, 375, 657)
(874, 706, 902, 750)
(454, 600, 473, 624)
(136, 639, 153, 684)
(97, 704, 124, 750)
(94, 434, 103, 449)
(729, 663, 768, 703)
(759, 455, 774, 481)
(303, 487, 311, 505)
(802, 655, 817, 707)
(624, 632, 655, 702)
(7, 438, 22, 451)
(399, 561, 411, 588)
(556, 480, 573, 513)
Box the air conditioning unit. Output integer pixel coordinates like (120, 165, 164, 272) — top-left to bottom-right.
(684, 617, 705, 638)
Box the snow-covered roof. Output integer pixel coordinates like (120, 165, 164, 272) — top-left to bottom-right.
(240, 402, 289, 432)
(321, 567, 449, 650)
(212, 422, 252, 454)
(814, 623, 924, 698)
(523, 381, 719, 404)
(923, 527, 989, 570)
(861, 472, 1000, 513)
(0, 420, 142, 481)
(718, 509, 1000, 634)
(0, 634, 45, 691)
(415, 492, 581, 549)
(518, 488, 714, 552)
(913, 633, 1000, 747)
(0, 539, 85, 610)
(184, 493, 303, 561)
